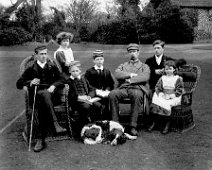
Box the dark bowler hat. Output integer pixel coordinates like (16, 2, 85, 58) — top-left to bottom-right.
(127, 43, 139, 51)
(93, 50, 104, 59)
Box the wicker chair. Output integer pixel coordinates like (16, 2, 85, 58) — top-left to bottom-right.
(170, 64, 201, 133)
(20, 55, 72, 142)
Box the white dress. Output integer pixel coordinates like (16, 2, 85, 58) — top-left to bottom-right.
(152, 75, 182, 116)
(54, 47, 74, 66)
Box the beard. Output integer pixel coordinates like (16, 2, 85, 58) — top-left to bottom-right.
(131, 55, 136, 60)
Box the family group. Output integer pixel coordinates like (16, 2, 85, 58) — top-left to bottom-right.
(16, 32, 189, 152)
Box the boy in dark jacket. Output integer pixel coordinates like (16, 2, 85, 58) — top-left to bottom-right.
(84, 50, 115, 119)
(65, 61, 103, 134)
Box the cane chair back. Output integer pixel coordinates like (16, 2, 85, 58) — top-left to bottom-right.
(171, 64, 201, 132)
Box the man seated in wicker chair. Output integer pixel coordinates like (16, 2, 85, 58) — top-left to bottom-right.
(16, 45, 66, 152)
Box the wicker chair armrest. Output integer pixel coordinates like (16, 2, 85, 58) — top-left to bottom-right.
(23, 86, 30, 107)
(64, 84, 69, 108)
(181, 91, 193, 106)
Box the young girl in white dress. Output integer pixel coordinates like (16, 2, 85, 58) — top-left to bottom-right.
(54, 32, 75, 75)
(148, 60, 184, 134)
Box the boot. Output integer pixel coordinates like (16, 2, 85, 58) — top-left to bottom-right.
(54, 122, 67, 133)
(147, 121, 155, 132)
(147, 114, 156, 132)
(161, 117, 170, 135)
(33, 139, 46, 152)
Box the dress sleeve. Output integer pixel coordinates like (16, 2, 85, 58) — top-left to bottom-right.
(175, 76, 184, 97)
(155, 77, 163, 95)
(55, 51, 66, 69)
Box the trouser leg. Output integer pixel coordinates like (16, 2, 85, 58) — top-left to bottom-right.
(36, 90, 57, 139)
(99, 98, 110, 120)
(77, 102, 92, 124)
(92, 101, 103, 121)
(128, 89, 143, 128)
(108, 89, 128, 122)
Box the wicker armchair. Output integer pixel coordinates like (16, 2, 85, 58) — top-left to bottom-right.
(20, 55, 72, 142)
(171, 64, 201, 132)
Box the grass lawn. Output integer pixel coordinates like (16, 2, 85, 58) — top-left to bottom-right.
(0, 43, 212, 170)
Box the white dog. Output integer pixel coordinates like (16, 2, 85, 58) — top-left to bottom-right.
(81, 120, 137, 145)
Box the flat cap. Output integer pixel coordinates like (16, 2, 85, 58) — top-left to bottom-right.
(93, 50, 104, 59)
(127, 43, 139, 51)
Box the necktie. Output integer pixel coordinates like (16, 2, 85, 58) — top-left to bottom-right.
(97, 69, 102, 75)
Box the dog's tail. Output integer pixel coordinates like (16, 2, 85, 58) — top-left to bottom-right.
(124, 133, 137, 140)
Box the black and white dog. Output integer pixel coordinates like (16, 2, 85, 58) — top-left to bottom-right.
(81, 120, 137, 145)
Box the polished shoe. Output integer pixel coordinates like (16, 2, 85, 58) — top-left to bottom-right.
(33, 139, 45, 152)
(128, 128, 138, 137)
(161, 122, 170, 135)
(147, 122, 155, 132)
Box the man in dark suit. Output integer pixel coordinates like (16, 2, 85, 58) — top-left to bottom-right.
(16, 45, 66, 152)
(145, 40, 175, 91)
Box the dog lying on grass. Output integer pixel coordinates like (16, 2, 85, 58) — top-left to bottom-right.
(81, 120, 137, 145)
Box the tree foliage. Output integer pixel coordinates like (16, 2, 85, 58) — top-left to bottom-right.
(42, 8, 67, 41)
(15, 5, 36, 34)
(0, 27, 32, 46)
(66, 0, 97, 41)
(138, 0, 194, 43)
(0, 0, 195, 45)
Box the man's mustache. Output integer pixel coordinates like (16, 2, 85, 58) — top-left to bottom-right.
(131, 55, 136, 60)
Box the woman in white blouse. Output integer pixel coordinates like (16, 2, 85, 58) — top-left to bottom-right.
(54, 32, 75, 75)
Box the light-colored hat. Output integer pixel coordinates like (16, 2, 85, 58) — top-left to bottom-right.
(127, 43, 139, 51)
(69, 60, 81, 69)
(93, 50, 104, 59)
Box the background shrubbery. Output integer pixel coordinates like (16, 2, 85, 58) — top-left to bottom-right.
(0, 27, 32, 46)
(0, 0, 197, 46)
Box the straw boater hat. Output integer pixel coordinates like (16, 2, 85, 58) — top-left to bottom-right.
(93, 50, 104, 59)
(56, 32, 74, 45)
(68, 60, 81, 69)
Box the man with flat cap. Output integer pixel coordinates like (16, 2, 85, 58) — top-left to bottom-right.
(108, 43, 150, 137)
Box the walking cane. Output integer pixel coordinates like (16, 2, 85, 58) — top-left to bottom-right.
(28, 85, 38, 151)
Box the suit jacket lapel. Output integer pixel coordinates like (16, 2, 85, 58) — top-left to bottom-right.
(161, 55, 167, 67)
(82, 77, 89, 94)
